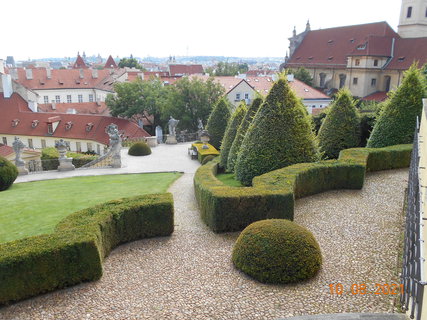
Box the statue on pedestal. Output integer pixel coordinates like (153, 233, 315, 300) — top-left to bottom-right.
(166, 116, 179, 144)
(55, 139, 75, 171)
(105, 123, 122, 168)
(12, 137, 28, 175)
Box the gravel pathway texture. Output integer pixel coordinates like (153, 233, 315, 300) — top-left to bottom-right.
(0, 169, 408, 320)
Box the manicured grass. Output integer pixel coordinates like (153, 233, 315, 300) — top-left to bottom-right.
(216, 173, 244, 187)
(0, 172, 182, 243)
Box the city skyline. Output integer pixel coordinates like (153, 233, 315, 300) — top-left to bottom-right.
(3, 0, 401, 61)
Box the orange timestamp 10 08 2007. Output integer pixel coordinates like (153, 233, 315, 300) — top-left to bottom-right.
(328, 283, 404, 295)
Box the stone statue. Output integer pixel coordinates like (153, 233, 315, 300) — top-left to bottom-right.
(168, 116, 179, 136)
(105, 123, 122, 168)
(55, 139, 68, 159)
(12, 137, 25, 167)
(55, 139, 75, 171)
(197, 118, 204, 131)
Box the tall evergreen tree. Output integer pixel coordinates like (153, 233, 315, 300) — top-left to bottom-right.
(227, 97, 263, 172)
(367, 64, 426, 148)
(235, 76, 319, 186)
(219, 102, 247, 169)
(206, 98, 232, 149)
(317, 88, 361, 159)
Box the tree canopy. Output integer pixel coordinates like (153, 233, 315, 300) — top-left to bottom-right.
(286, 67, 313, 86)
(206, 62, 249, 76)
(118, 57, 144, 70)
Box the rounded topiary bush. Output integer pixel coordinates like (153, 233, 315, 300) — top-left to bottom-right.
(202, 155, 217, 165)
(128, 142, 152, 156)
(232, 219, 322, 284)
(0, 156, 19, 191)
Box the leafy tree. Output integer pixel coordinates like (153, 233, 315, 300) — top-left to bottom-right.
(162, 77, 225, 131)
(106, 78, 166, 131)
(286, 67, 313, 86)
(367, 64, 426, 148)
(206, 62, 249, 76)
(206, 98, 232, 149)
(317, 88, 361, 159)
(118, 57, 144, 70)
(235, 76, 319, 186)
(219, 102, 247, 169)
(227, 97, 263, 172)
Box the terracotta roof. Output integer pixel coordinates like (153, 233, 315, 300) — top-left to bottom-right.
(0, 93, 150, 145)
(348, 35, 394, 57)
(13, 68, 117, 91)
(0, 145, 14, 157)
(104, 55, 118, 69)
(72, 55, 88, 69)
(386, 37, 427, 70)
(361, 91, 388, 102)
(286, 21, 398, 69)
(38, 102, 110, 115)
(169, 64, 204, 76)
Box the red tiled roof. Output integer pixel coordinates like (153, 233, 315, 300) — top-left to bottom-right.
(169, 64, 204, 76)
(72, 55, 88, 69)
(286, 21, 398, 69)
(361, 91, 388, 102)
(0, 93, 150, 145)
(104, 55, 118, 69)
(386, 37, 427, 70)
(38, 102, 110, 115)
(348, 35, 394, 57)
(0, 145, 14, 157)
(14, 68, 115, 90)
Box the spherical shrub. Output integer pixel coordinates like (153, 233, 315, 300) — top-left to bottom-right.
(128, 142, 152, 156)
(202, 155, 216, 165)
(232, 219, 322, 284)
(0, 156, 19, 191)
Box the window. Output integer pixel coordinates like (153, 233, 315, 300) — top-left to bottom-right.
(48, 123, 53, 135)
(371, 78, 377, 86)
(87, 143, 93, 152)
(44, 96, 49, 104)
(2, 137, 7, 145)
(89, 94, 94, 102)
(244, 93, 249, 100)
(374, 59, 379, 67)
(97, 144, 101, 154)
(235, 93, 240, 101)
(28, 139, 33, 149)
(67, 95, 72, 103)
(407, 6, 412, 18)
(76, 142, 81, 152)
(78, 94, 83, 103)
(55, 95, 60, 103)
(353, 77, 358, 85)
(355, 59, 360, 66)
(41, 139, 46, 149)
(319, 73, 326, 88)
(339, 74, 346, 89)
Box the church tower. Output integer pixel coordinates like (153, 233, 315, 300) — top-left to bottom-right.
(398, 0, 427, 38)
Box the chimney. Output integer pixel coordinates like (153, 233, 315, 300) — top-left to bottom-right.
(0, 60, 4, 74)
(79, 69, 84, 79)
(2, 74, 13, 98)
(46, 67, 51, 79)
(9, 68, 18, 80)
(51, 100, 56, 110)
(92, 69, 98, 79)
(287, 74, 294, 82)
(25, 68, 33, 80)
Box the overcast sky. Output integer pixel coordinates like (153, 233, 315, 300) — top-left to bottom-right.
(2, 0, 402, 61)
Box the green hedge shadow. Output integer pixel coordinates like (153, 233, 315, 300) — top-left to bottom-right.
(0, 193, 174, 305)
(194, 144, 412, 233)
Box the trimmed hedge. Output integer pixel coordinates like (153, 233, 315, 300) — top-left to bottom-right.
(0, 157, 18, 191)
(192, 142, 220, 163)
(194, 144, 412, 233)
(41, 147, 97, 170)
(0, 193, 174, 305)
(232, 219, 322, 284)
(128, 141, 152, 156)
(219, 102, 247, 169)
(202, 155, 217, 165)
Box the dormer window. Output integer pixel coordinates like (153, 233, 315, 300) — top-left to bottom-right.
(65, 121, 73, 130)
(357, 44, 366, 50)
(47, 123, 53, 135)
(11, 119, 19, 127)
(327, 40, 334, 45)
(31, 120, 39, 128)
(398, 56, 406, 62)
(328, 56, 334, 61)
(86, 123, 94, 132)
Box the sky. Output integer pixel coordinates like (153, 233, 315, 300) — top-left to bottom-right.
(2, 0, 402, 61)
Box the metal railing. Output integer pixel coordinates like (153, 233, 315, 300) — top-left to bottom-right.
(401, 119, 426, 320)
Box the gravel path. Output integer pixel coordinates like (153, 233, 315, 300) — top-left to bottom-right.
(0, 169, 408, 319)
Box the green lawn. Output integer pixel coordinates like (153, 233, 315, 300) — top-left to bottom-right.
(0, 172, 182, 243)
(216, 173, 244, 187)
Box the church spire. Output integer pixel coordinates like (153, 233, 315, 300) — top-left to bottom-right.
(398, 0, 427, 38)
(305, 20, 311, 32)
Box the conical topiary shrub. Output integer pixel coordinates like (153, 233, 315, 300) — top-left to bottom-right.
(227, 97, 263, 172)
(317, 88, 361, 159)
(235, 76, 319, 186)
(367, 64, 426, 148)
(205, 98, 231, 150)
(219, 102, 247, 169)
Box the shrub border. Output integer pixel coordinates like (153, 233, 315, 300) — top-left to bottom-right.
(0, 193, 174, 305)
(194, 144, 412, 233)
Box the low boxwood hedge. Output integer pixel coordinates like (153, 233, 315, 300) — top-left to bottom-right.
(194, 144, 412, 233)
(0, 193, 174, 305)
(41, 147, 97, 170)
(192, 142, 220, 163)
